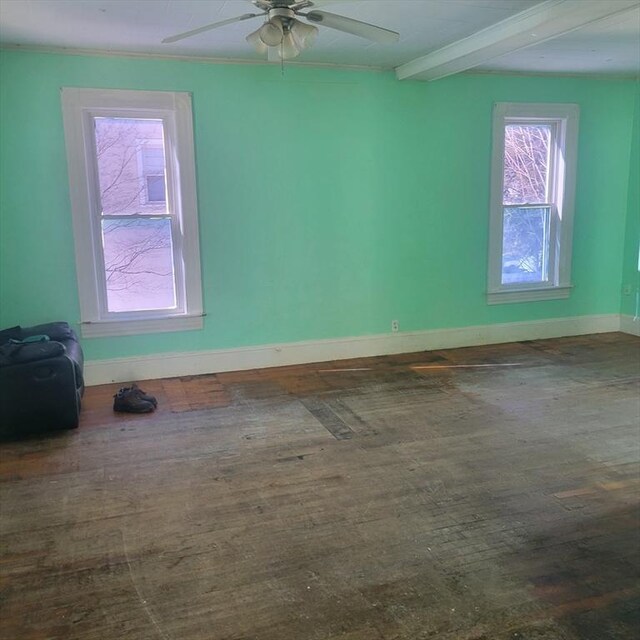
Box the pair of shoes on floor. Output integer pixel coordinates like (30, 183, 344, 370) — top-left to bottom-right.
(113, 383, 158, 414)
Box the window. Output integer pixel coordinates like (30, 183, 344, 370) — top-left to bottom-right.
(487, 103, 579, 304)
(61, 89, 203, 336)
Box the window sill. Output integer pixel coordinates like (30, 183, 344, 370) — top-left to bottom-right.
(487, 286, 572, 305)
(80, 314, 204, 338)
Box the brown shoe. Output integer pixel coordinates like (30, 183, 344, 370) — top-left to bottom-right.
(113, 387, 155, 413)
(130, 383, 158, 408)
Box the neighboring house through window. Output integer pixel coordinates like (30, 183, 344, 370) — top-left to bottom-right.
(487, 102, 579, 304)
(61, 88, 203, 337)
(140, 144, 166, 204)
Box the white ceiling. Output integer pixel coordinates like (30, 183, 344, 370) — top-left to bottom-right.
(0, 0, 638, 78)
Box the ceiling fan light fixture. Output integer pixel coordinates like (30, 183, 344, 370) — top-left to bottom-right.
(258, 19, 284, 47)
(290, 19, 318, 50)
(280, 31, 301, 60)
(246, 28, 268, 54)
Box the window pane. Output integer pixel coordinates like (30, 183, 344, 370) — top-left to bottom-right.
(102, 218, 176, 312)
(503, 124, 551, 205)
(94, 117, 167, 215)
(502, 206, 550, 285)
(146, 176, 166, 202)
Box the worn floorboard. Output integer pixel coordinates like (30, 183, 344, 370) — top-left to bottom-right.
(1, 333, 639, 640)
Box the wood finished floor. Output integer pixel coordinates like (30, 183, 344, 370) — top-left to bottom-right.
(1, 333, 639, 640)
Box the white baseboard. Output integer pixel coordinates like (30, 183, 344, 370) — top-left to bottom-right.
(620, 314, 640, 336)
(83, 313, 625, 386)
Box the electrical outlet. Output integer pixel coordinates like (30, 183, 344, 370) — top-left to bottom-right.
(391, 320, 399, 333)
(622, 284, 632, 295)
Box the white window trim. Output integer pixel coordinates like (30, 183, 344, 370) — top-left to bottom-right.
(61, 88, 203, 337)
(487, 102, 579, 304)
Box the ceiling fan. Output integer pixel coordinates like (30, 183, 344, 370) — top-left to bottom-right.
(162, 0, 399, 61)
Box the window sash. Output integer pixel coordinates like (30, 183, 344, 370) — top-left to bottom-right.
(502, 118, 557, 207)
(98, 212, 180, 317)
(501, 204, 553, 286)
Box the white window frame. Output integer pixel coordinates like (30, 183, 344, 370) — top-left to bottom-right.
(61, 88, 203, 337)
(487, 102, 579, 304)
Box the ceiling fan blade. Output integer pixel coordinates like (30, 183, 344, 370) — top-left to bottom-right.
(162, 13, 264, 44)
(305, 10, 399, 44)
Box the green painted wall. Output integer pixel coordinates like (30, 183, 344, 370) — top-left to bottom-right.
(0, 50, 637, 361)
(620, 86, 640, 317)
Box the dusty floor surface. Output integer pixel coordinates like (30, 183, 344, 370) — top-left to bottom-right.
(1, 333, 639, 639)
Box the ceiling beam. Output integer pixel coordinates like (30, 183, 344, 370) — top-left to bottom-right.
(395, 0, 640, 82)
